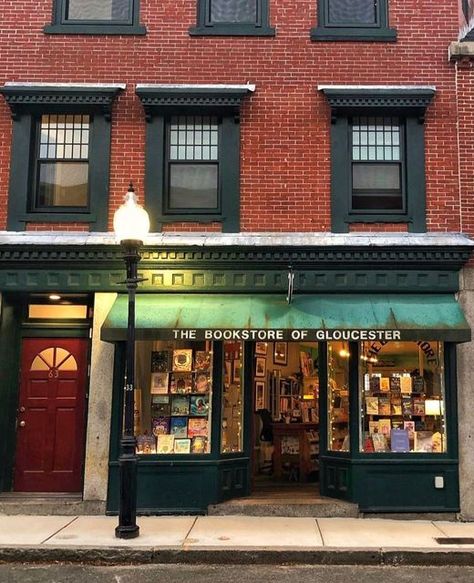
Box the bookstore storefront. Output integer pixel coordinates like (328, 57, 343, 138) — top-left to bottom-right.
(102, 293, 469, 514)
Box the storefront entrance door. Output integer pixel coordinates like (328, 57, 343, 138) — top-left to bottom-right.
(14, 338, 88, 492)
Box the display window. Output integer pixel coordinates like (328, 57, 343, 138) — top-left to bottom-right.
(134, 340, 213, 455)
(221, 341, 244, 453)
(328, 341, 350, 452)
(359, 340, 446, 454)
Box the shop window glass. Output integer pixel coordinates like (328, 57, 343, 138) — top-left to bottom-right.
(328, 341, 350, 451)
(221, 341, 244, 453)
(134, 341, 213, 455)
(360, 341, 446, 454)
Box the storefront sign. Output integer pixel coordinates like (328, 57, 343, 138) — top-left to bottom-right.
(172, 329, 402, 341)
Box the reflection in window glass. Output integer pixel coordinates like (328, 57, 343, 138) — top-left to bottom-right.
(328, 341, 350, 451)
(67, 0, 131, 21)
(221, 341, 244, 453)
(134, 341, 213, 455)
(360, 341, 446, 453)
(210, 0, 257, 24)
(327, 0, 377, 25)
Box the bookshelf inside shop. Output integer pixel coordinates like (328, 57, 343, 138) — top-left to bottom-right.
(360, 341, 446, 453)
(255, 342, 320, 483)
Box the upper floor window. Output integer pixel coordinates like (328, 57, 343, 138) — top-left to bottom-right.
(189, 0, 275, 36)
(351, 116, 404, 213)
(319, 86, 435, 233)
(36, 114, 90, 211)
(0, 83, 124, 231)
(44, 0, 146, 35)
(166, 116, 220, 214)
(311, 0, 396, 41)
(136, 84, 255, 233)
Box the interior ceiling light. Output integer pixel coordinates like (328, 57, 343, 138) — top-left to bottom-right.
(49, 294, 61, 301)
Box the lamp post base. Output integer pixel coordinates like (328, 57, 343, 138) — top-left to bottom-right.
(115, 524, 140, 539)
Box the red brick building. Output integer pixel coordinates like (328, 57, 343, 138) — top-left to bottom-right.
(0, 1, 473, 519)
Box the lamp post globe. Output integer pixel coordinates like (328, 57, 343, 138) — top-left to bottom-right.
(113, 183, 150, 245)
(113, 183, 149, 540)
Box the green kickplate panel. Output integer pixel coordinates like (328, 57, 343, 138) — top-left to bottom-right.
(101, 293, 470, 342)
(107, 460, 249, 513)
(351, 462, 460, 512)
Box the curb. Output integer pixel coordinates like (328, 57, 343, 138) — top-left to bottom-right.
(0, 546, 474, 566)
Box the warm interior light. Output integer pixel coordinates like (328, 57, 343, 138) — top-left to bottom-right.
(113, 185, 150, 244)
(49, 294, 61, 301)
(339, 349, 350, 358)
(425, 399, 442, 416)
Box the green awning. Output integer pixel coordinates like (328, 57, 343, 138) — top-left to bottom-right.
(101, 294, 470, 343)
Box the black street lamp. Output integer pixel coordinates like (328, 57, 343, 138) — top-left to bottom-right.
(113, 183, 150, 539)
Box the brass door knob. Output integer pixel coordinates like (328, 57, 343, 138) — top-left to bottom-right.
(19, 421, 26, 427)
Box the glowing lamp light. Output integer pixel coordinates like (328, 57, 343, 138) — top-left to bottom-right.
(113, 184, 150, 244)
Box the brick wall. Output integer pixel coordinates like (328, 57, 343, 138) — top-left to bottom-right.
(0, 0, 464, 234)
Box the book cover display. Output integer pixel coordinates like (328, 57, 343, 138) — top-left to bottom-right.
(362, 362, 445, 453)
(137, 344, 213, 455)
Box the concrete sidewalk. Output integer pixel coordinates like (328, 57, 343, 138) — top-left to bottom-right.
(1, 515, 474, 566)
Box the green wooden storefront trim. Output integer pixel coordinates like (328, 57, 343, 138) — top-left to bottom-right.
(107, 340, 252, 513)
(0, 300, 22, 492)
(1, 85, 123, 232)
(0, 268, 461, 294)
(322, 87, 434, 233)
(44, 24, 146, 34)
(320, 343, 460, 511)
(0, 243, 469, 293)
(137, 86, 250, 233)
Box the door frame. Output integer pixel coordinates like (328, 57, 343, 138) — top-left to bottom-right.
(0, 299, 91, 493)
(13, 334, 91, 493)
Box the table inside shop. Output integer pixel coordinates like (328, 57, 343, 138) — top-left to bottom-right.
(272, 422, 318, 483)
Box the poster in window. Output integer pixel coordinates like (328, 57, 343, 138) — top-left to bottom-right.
(255, 357, 266, 378)
(174, 438, 191, 454)
(171, 395, 190, 416)
(195, 351, 211, 371)
(170, 417, 188, 438)
(157, 434, 175, 454)
(190, 395, 209, 417)
(195, 372, 210, 393)
(172, 349, 193, 372)
(274, 342, 288, 366)
(191, 436, 207, 454)
(255, 342, 267, 356)
(150, 372, 169, 395)
(170, 373, 193, 394)
(188, 418, 208, 438)
(255, 380, 265, 410)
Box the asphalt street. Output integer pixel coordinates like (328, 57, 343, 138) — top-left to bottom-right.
(0, 564, 473, 583)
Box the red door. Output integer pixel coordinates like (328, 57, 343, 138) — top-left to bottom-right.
(14, 338, 88, 492)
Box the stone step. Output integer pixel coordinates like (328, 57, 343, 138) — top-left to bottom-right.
(0, 496, 105, 516)
(208, 497, 360, 518)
